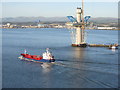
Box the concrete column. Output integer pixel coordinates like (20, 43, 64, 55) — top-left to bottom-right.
(76, 27, 82, 44)
(75, 7, 83, 45)
(76, 8, 82, 23)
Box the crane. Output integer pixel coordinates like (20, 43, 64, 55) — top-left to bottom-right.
(67, 15, 91, 26)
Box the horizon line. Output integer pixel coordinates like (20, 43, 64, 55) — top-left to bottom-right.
(1, 16, 118, 18)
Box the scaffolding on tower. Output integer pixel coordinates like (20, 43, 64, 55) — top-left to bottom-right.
(67, 0, 91, 47)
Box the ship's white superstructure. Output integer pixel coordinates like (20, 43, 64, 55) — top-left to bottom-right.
(42, 48, 54, 60)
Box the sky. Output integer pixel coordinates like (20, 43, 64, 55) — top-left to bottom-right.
(1, 1, 118, 18)
(1, 0, 119, 2)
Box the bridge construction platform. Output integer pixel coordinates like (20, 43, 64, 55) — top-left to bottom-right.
(71, 43, 119, 47)
(88, 44, 119, 47)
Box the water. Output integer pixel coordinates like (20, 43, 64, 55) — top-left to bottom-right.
(2, 28, 119, 88)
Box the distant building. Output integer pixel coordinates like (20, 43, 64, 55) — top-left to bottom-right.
(65, 22, 77, 26)
(37, 23, 48, 28)
(97, 27, 117, 30)
(6, 23, 11, 27)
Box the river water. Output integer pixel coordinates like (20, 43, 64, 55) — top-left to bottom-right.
(2, 28, 119, 88)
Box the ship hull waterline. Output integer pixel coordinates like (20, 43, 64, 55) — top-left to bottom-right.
(18, 56, 55, 63)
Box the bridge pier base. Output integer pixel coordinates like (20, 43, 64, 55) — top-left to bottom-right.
(72, 43, 87, 47)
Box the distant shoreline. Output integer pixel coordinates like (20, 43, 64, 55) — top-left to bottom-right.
(1, 27, 119, 30)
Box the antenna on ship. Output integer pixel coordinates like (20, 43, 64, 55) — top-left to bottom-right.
(24, 49, 27, 54)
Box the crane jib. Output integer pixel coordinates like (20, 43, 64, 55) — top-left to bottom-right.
(67, 16, 91, 23)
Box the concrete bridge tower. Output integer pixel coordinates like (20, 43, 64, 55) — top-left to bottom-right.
(76, 7, 82, 45)
(72, 0, 87, 47)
